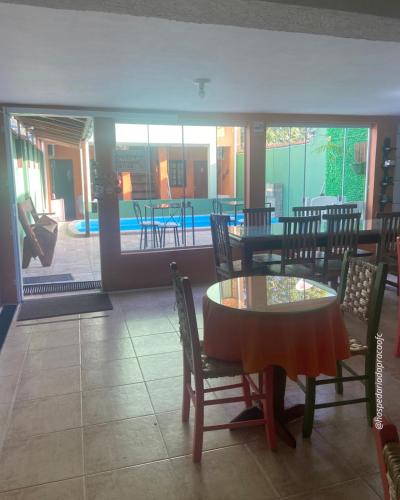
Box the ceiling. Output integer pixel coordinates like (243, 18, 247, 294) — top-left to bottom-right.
(16, 115, 91, 146)
(1, 3, 400, 115)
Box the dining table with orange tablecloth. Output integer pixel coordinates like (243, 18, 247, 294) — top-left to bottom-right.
(203, 275, 351, 446)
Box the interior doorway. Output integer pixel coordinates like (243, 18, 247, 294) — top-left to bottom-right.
(8, 112, 102, 298)
(51, 159, 76, 220)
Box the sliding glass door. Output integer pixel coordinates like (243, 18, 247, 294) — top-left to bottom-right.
(265, 126, 370, 217)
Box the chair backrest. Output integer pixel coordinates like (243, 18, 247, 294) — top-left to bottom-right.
(292, 206, 323, 218)
(323, 213, 360, 266)
(132, 202, 143, 223)
(339, 254, 387, 358)
(377, 212, 400, 260)
(210, 214, 234, 275)
(212, 199, 222, 214)
(279, 215, 320, 271)
(325, 203, 358, 215)
(243, 207, 274, 227)
(170, 262, 202, 376)
(17, 199, 44, 258)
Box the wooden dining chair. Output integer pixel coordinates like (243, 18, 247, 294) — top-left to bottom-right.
(325, 203, 358, 215)
(170, 262, 276, 462)
(244, 208, 281, 268)
(292, 206, 324, 219)
(243, 207, 274, 227)
(210, 214, 240, 280)
(374, 416, 400, 500)
(266, 215, 320, 278)
(300, 253, 387, 438)
(316, 212, 361, 287)
(377, 212, 400, 294)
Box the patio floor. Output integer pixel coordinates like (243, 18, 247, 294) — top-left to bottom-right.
(21, 223, 213, 284)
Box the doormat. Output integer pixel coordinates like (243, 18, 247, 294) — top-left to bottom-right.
(23, 274, 74, 285)
(17, 293, 113, 321)
(0, 305, 17, 350)
(24, 280, 101, 296)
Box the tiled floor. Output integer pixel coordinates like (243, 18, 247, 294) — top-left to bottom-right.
(0, 284, 399, 498)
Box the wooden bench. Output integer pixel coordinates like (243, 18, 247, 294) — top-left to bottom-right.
(374, 417, 400, 500)
(17, 197, 58, 268)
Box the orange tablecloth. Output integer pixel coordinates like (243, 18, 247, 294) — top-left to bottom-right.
(203, 295, 350, 381)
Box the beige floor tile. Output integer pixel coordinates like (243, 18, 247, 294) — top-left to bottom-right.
(315, 419, 380, 475)
(127, 317, 176, 337)
(16, 366, 81, 401)
(0, 375, 19, 404)
(138, 351, 182, 381)
(23, 345, 80, 372)
(0, 428, 83, 491)
(146, 376, 184, 413)
(83, 415, 168, 474)
(7, 393, 82, 439)
(132, 332, 181, 356)
(0, 351, 26, 377)
(156, 407, 261, 458)
(284, 478, 381, 499)
(81, 338, 135, 364)
(15, 318, 79, 334)
(80, 321, 129, 343)
(0, 477, 85, 499)
(81, 358, 143, 391)
(1, 333, 31, 353)
(248, 427, 357, 497)
(82, 383, 153, 425)
(361, 473, 384, 499)
(29, 329, 79, 351)
(170, 445, 278, 500)
(86, 461, 186, 500)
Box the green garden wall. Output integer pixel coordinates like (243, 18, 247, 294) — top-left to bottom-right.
(265, 129, 327, 215)
(11, 134, 46, 244)
(325, 128, 368, 202)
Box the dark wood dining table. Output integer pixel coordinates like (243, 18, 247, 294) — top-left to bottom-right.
(228, 218, 382, 273)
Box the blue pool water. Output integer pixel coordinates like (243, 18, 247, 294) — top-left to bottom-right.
(73, 213, 267, 233)
(74, 214, 279, 233)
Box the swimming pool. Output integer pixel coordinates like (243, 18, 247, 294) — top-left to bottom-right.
(74, 214, 257, 233)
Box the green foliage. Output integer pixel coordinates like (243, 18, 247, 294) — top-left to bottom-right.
(266, 127, 314, 146)
(325, 128, 368, 201)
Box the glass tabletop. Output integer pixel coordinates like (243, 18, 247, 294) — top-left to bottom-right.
(228, 218, 381, 239)
(207, 275, 337, 314)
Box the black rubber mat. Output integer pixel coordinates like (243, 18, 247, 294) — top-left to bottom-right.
(23, 280, 101, 296)
(0, 305, 17, 350)
(23, 274, 74, 285)
(17, 293, 112, 321)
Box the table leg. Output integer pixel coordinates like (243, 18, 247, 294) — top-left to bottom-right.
(229, 366, 304, 448)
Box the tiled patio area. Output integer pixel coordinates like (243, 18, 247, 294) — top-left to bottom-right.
(0, 284, 398, 498)
(22, 222, 213, 283)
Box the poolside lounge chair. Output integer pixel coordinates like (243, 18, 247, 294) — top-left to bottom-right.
(17, 197, 58, 268)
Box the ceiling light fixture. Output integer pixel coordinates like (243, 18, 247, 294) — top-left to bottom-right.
(193, 78, 211, 99)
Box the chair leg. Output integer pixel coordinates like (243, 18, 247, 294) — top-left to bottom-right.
(262, 367, 277, 450)
(242, 375, 252, 408)
(335, 361, 343, 395)
(303, 377, 316, 438)
(366, 371, 376, 427)
(193, 385, 204, 463)
(144, 227, 148, 249)
(139, 228, 143, 250)
(182, 356, 191, 422)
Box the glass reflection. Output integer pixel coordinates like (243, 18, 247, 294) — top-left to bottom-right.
(207, 275, 336, 313)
